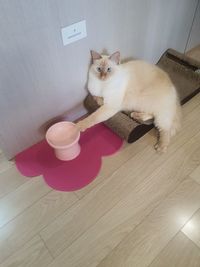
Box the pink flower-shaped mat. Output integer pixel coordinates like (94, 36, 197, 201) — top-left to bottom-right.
(15, 123, 123, 191)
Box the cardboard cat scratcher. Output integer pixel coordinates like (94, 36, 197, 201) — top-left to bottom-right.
(84, 49, 200, 143)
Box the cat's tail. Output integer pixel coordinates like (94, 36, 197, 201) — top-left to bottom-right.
(170, 98, 182, 137)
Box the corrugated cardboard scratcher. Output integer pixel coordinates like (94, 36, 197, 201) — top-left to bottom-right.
(84, 49, 200, 143)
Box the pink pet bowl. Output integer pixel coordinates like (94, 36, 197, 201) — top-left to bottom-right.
(46, 121, 80, 161)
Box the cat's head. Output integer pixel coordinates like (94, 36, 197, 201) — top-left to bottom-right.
(90, 50, 120, 81)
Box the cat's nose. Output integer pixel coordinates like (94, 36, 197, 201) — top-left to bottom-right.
(101, 73, 107, 80)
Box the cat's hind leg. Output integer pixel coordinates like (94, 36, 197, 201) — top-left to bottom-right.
(154, 130, 170, 153)
(154, 112, 174, 153)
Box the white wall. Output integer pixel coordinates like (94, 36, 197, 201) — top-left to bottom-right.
(187, 0, 200, 50)
(0, 0, 198, 158)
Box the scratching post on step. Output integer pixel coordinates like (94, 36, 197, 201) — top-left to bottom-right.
(84, 49, 200, 143)
(157, 49, 200, 105)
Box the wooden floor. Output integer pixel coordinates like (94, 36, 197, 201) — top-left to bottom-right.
(1, 52, 200, 267)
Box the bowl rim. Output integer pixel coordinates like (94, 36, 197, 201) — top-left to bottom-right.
(45, 121, 80, 149)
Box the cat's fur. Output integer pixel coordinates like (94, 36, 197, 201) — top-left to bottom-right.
(77, 50, 181, 152)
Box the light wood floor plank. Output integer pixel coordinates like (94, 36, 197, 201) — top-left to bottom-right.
(0, 177, 50, 228)
(0, 235, 53, 267)
(40, 100, 200, 258)
(97, 178, 200, 267)
(42, 130, 200, 267)
(0, 151, 14, 174)
(181, 93, 200, 113)
(190, 165, 200, 184)
(0, 190, 77, 263)
(149, 232, 200, 267)
(182, 209, 200, 248)
(0, 166, 27, 199)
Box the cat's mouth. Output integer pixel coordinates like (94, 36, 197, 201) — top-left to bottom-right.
(100, 73, 107, 80)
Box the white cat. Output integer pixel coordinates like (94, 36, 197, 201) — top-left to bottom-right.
(77, 51, 181, 152)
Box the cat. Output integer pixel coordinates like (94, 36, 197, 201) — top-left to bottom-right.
(76, 50, 181, 153)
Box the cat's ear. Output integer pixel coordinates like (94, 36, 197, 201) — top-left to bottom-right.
(109, 51, 120, 65)
(90, 50, 102, 62)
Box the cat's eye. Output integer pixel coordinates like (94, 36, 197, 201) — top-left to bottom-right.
(107, 67, 111, 72)
(97, 67, 101, 72)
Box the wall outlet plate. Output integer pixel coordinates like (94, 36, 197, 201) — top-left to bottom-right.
(61, 20, 87, 46)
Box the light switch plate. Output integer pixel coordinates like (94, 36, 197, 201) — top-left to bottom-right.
(61, 20, 87, 46)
